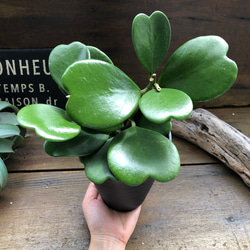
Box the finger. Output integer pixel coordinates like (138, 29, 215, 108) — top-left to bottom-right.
(82, 182, 99, 206)
(87, 182, 99, 199)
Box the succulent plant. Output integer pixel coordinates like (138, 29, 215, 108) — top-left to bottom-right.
(16, 11, 237, 187)
(0, 101, 26, 191)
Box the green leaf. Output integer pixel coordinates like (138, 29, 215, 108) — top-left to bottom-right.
(0, 112, 18, 125)
(62, 60, 141, 129)
(83, 139, 117, 184)
(107, 126, 180, 186)
(94, 123, 122, 134)
(158, 36, 238, 102)
(49, 41, 90, 94)
(0, 138, 14, 153)
(0, 101, 19, 113)
(87, 46, 113, 64)
(0, 124, 20, 138)
(11, 134, 24, 150)
(44, 128, 109, 157)
(132, 11, 171, 73)
(0, 158, 8, 191)
(139, 88, 193, 123)
(137, 115, 172, 136)
(17, 104, 81, 141)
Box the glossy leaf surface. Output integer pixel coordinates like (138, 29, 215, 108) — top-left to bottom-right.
(0, 158, 8, 191)
(132, 11, 171, 73)
(62, 60, 141, 129)
(94, 123, 122, 134)
(49, 41, 90, 94)
(158, 36, 238, 102)
(44, 129, 109, 157)
(137, 115, 172, 136)
(139, 88, 193, 123)
(108, 127, 180, 185)
(0, 124, 20, 138)
(17, 104, 81, 141)
(87, 46, 113, 64)
(83, 139, 117, 184)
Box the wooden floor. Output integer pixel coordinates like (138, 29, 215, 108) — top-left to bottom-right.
(1, 107, 250, 249)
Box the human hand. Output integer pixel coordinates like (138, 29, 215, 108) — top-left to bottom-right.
(82, 182, 141, 250)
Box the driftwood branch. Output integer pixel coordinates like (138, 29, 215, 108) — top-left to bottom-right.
(172, 108, 250, 187)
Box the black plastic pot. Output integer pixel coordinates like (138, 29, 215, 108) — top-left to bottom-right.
(94, 132, 172, 212)
(95, 177, 154, 212)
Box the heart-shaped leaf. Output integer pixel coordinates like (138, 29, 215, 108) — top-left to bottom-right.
(49, 41, 90, 94)
(87, 46, 113, 64)
(158, 36, 238, 102)
(139, 88, 193, 123)
(83, 139, 117, 184)
(132, 11, 171, 73)
(0, 158, 8, 191)
(44, 128, 109, 157)
(108, 126, 180, 186)
(62, 60, 141, 129)
(137, 115, 172, 136)
(17, 104, 81, 141)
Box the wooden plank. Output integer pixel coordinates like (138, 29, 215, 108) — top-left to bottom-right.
(172, 108, 250, 187)
(6, 107, 250, 171)
(174, 136, 218, 165)
(0, 171, 89, 249)
(0, 164, 249, 249)
(174, 107, 250, 165)
(208, 107, 250, 138)
(5, 129, 218, 172)
(0, 0, 249, 107)
(6, 130, 84, 172)
(129, 165, 250, 249)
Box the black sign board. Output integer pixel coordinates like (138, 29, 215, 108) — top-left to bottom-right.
(0, 49, 67, 108)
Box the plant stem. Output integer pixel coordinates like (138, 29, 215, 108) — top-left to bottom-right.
(154, 83, 161, 92)
(130, 120, 136, 127)
(140, 73, 157, 94)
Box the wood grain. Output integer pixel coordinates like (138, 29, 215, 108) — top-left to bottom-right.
(209, 107, 250, 138)
(6, 129, 217, 172)
(7, 107, 249, 172)
(172, 108, 250, 187)
(0, 165, 249, 249)
(0, 2, 249, 248)
(0, 0, 249, 107)
(6, 130, 84, 172)
(0, 171, 89, 249)
(1, 106, 249, 249)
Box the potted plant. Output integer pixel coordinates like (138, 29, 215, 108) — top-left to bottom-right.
(17, 11, 238, 211)
(0, 101, 26, 191)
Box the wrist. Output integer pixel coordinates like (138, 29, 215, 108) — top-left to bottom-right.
(89, 235, 126, 250)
